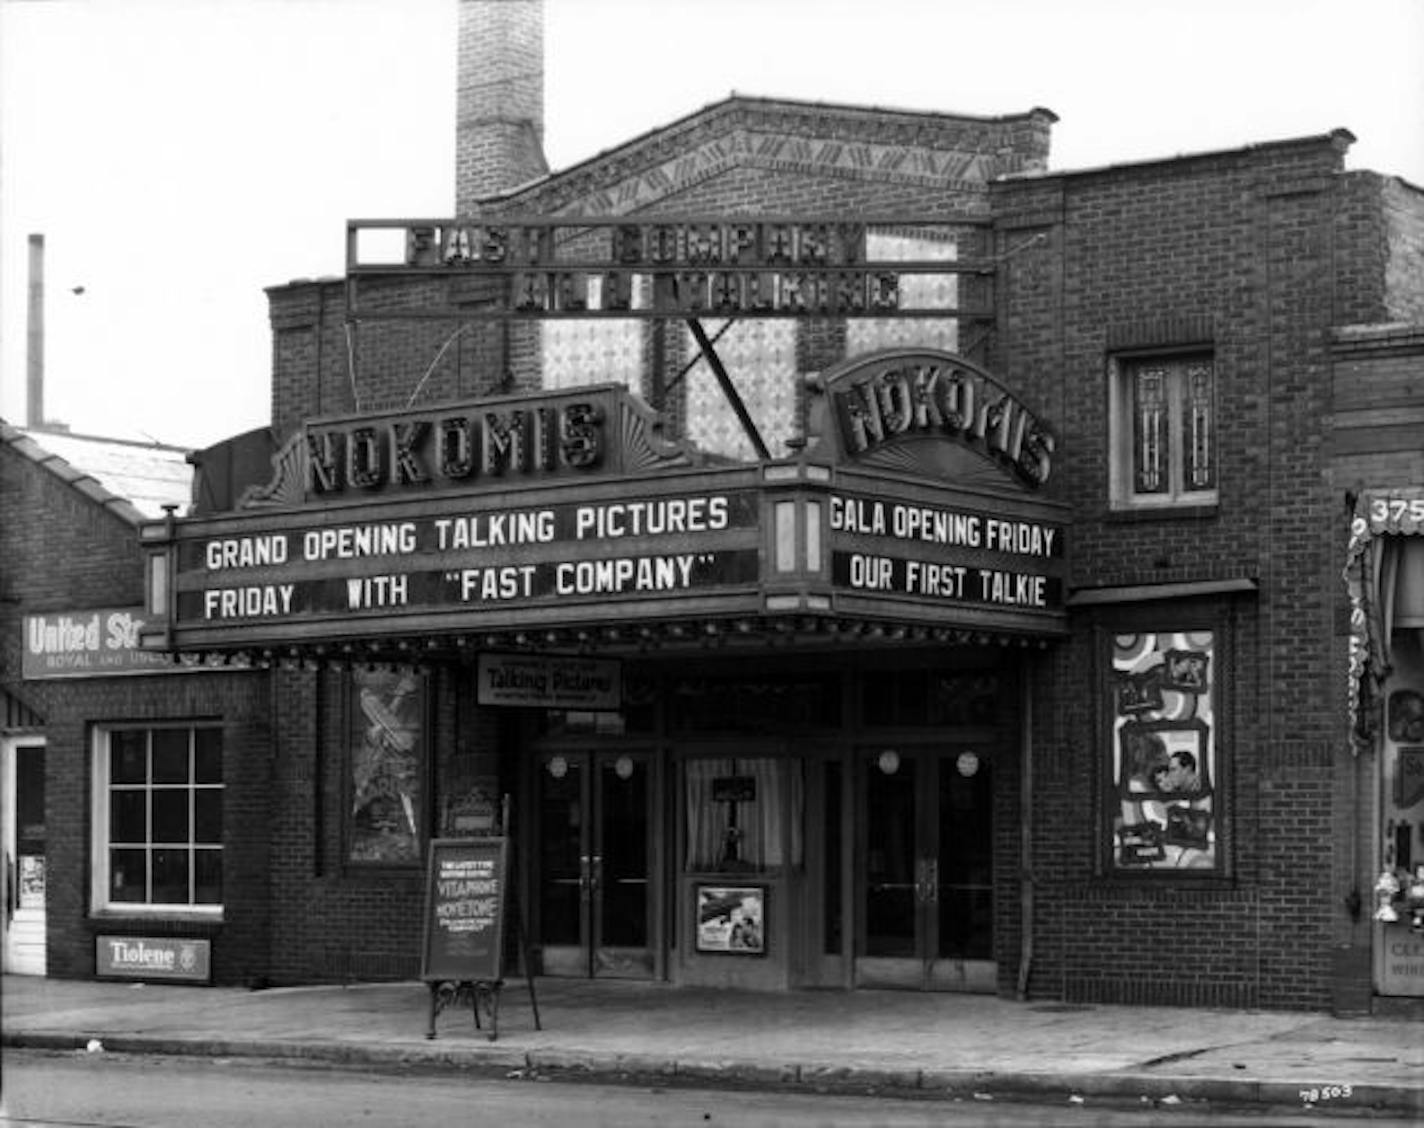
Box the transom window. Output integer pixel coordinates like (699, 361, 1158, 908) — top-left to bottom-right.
(1109, 353, 1217, 509)
(93, 725, 223, 913)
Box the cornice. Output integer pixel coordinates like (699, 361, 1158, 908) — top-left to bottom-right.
(495, 97, 1050, 217)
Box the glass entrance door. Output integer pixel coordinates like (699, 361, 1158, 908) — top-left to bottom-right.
(856, 746, 995, 991)
(535, 750, 655, 978)
(2, 739, 47, 976)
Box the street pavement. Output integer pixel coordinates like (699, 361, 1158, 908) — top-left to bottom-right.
(2, 974, 1420, 1119)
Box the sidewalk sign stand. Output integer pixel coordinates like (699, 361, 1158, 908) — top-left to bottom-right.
(420, 798, 540, 1041)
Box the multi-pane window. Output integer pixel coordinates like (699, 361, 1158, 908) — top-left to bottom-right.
(1110, 354, 1216, 508)
(95, 726, 222, 911)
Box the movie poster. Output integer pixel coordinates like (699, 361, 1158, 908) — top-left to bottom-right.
(348, 668, 425, 865)
(1110, 631, 1217, 871)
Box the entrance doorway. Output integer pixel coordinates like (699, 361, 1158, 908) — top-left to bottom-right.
(533, 749, 657, 978)
(2, 737, 47, 976)
(856, 744, 994, 991)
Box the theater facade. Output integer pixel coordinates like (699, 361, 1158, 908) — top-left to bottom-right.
(14, 3, 1424, 1014)
(143, 334, 1069, 993)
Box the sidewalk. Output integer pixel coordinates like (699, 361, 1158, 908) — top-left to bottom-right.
(3, 974, 1420, 1118)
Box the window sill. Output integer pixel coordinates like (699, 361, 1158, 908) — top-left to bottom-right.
(1105, 502, 1219, 523)
(86, 910, 224, 931)
(1092, 873, 1236, 890)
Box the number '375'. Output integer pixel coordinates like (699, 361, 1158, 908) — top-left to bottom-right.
(1370, 498, 1424, 525)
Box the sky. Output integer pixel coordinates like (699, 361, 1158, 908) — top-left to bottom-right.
(2, 0, 1422, 450)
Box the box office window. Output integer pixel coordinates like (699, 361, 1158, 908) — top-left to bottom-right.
(1109, 354, 1217, 510)
(347, 667, 427, 867)
(92, 725, 223, 913)
(685, 758, 804, 873)
(1107, 630, 1221, 873)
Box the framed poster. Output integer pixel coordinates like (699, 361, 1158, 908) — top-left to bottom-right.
(695, 884, 766, 955)
(347, 667, 426, 866)
(1108, 631, 1220, 873)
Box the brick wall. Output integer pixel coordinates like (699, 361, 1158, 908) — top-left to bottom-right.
(989, 134, 1386, 1010)
(258, 664, 504, 985)
(456, 0, 546, 211)
(1385, 178, 1424, 322)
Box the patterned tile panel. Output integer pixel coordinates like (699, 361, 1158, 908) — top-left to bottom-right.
(683, 320, 798, 461)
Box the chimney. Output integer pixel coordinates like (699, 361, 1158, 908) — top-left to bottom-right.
(26, 233, 44, 429)
(456, 0, 548, 214)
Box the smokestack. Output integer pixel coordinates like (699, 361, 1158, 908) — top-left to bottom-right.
(26, 233, 44, 429)
(456, 0, 547, 213)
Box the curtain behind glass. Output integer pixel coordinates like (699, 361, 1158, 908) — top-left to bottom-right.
(685, 758, 803, 871)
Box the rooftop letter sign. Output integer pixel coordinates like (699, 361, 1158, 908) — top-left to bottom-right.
(346, 217, 989, 322)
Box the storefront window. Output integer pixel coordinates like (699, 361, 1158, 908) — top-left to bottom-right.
(347, 667, 425, 866)
(685, 758, 803, 873)
(1108, 631, 1220, 873)
(92, 725, 223, 913)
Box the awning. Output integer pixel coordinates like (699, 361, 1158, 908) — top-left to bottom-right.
(1343, 488, 1424, 752)
(1, 684, 46, 731)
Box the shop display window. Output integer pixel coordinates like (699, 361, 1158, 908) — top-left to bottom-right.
(92, 725, 223, 913)
(1107, 630, 1221, 873)
(347, 667, 426, 867)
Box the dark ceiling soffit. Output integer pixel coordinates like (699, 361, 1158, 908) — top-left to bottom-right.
(162, 613, 1066, 670)
(1066, 578, 1259, 608)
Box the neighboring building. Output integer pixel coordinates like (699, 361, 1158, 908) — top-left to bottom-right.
(1334, 322, 1424, 1013)
(12, 0, 1424, 1015)
(0, 423, 272, 986)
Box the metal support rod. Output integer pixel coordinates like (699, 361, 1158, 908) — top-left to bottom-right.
(1017, 662, 1035, 1000)
(686, 317, 770, 460)
(663, 318, 735, 396)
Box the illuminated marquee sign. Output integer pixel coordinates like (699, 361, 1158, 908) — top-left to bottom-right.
(145, 367, 1069, 651)
(346, 217, 989, 321)
(179, 491, 761, 626)
(245, 383, 700, 506)
(148, 475, 1068, 650)
(828, 490, 1066, 617)
(814, 350, 1055, 489)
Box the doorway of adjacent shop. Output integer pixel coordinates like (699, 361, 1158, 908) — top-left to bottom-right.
(855, 743, 995, 991)
(532, 748, 659, 978)
(2, 737, 46, 975)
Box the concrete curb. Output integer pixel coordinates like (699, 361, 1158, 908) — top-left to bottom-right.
(6, 1029, 1420, 1118)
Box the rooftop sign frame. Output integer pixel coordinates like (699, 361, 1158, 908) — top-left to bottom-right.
(344, 216, 993, 322)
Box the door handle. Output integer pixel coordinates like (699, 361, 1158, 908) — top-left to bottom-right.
(914, 858, 939, 905)
(578, 855, 592, 900)
(590, 855, 603, 894)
